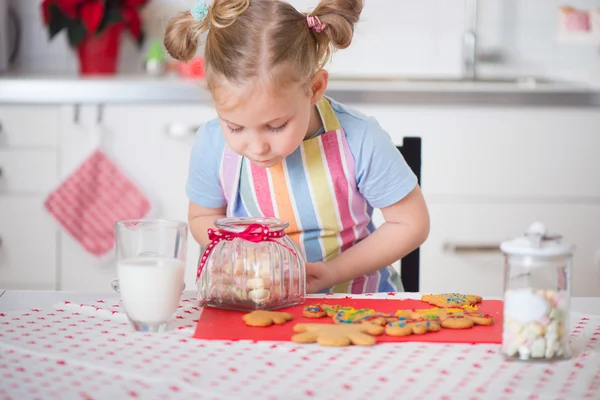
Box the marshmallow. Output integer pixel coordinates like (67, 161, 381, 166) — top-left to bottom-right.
(502, 289, 570, 361)
(248, 289, 270, 303)
(246, 278, 269, 290)
(530, 338, 546, 358)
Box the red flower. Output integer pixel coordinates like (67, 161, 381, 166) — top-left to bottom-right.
(41, 0, 148, 48)
(122, 6, 142, 41)
(80, 0, 105, 33)
(42, 0, 87, 22)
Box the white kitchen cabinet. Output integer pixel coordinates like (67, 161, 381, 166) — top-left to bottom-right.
(1, 101, 598, 298)
(58, 104, 218, 292)
(355, 105, 600, 199)
(0, 196, 57, 290)
(0, 106, 60, 148)
(422, 203, 600, 297)
(0, 150, 57, 194)
(0, 105, 61, 290)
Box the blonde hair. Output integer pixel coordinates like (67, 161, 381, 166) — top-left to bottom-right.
(164, 0, 363, 89)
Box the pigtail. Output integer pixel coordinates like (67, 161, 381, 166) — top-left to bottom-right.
(308, 0, 364, 68)
(164, 11, 209, 62)
(209, 0, 251, 29)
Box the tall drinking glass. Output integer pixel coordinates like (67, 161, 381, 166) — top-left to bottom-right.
(113, 219, 188, 332)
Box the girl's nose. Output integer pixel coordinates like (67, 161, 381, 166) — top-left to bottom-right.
(249, 139, 269, 156)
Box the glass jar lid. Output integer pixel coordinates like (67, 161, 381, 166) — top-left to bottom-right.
(500, 222, 574, 257)
(214, 217, 289, 233)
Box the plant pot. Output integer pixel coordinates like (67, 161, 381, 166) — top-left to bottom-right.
(76, 24, 123, 75)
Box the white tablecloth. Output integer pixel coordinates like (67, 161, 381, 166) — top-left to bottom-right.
(1, 291, 599, 400)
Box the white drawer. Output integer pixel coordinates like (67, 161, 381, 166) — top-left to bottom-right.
(421, 202, 600, 297)
(356, 106, 600, 198)
(0, 196, 57, 290)
(0, 150, 57, 194)
(0, 106, 61, 148)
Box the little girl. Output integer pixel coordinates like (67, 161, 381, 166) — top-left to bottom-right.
(164, 0, 430, 294)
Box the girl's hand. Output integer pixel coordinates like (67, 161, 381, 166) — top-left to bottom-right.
(305, 261, 339, 294)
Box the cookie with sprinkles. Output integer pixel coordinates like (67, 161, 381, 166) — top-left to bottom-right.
(322, 305, 356, 317)
(302, 304, 328, 318)
(421, 293, 482, 308)
(464, 312, 494, 326)
(333, 308, 376, 324)
(331, 308, 398, 325)
(440, 315, 474, 329)
(385, 318, 441, 336)
(404, 307, 464, 320)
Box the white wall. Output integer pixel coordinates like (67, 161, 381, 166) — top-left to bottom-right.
(7, 0, 600, 81)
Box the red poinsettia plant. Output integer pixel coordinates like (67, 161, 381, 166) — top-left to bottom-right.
(41, 0, 149, 48)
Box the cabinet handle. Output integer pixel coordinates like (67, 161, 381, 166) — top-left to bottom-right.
(0, 167, 3, 178)
(443, 242, 501, 253)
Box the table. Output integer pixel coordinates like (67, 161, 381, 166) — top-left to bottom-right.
(1, 290, 599, 399)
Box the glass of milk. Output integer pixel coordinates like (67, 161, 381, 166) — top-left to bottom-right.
(114, 219, 188, 332)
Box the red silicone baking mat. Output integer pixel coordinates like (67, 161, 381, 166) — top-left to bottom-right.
(193, 297, 503, 344)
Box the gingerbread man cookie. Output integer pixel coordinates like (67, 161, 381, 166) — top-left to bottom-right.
(291, 322, 384, 346)
(242, 310, 294, 327)
(421, 293, 483, 308)
(385, 318, 441, 336)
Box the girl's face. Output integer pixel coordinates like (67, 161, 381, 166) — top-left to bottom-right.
(212, 71, 328, 168)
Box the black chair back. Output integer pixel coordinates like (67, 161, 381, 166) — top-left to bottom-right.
(396, 137, 422, 292)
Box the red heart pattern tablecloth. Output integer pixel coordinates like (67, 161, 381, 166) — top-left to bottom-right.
(1, 293, 599, 399)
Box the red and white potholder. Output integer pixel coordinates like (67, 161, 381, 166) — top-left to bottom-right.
(44, 148, 152, 259)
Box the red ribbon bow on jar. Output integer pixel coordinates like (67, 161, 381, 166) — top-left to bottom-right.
(196, 224, 296, 281)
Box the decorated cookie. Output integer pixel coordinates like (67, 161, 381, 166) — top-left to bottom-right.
(323, 305, 357, 317)
(302, 304, 328, 319)
(404, 307, 464, 320)
(464, 312, 494, 326)
(385, 318, 441, 336)
(242, 310, 294, 327)
(291, 323, 384, 346)
(440, 315, 474, 329)
(334, 311, 398, 326)
(332, 308, 385, 324)
(421, 293, 483, 308)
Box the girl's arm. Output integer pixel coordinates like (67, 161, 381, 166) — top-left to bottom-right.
(188, 201, 227, 247)
(306, 185, 429, 293)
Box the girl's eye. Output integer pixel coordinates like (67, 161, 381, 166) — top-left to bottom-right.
(268, 122, 288, 132)
(227, 125, 243, 133)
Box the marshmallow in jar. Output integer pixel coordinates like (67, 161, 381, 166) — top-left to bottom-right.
(196, 217, 306, 312)
(500, 222, 574, 361)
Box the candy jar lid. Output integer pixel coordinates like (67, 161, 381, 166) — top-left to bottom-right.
(500, 222, 574, 258)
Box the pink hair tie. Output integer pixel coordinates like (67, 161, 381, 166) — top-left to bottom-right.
(307, 15, 326, 33)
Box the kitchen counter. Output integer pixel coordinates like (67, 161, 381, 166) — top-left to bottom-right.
(1, 74, 599, 106)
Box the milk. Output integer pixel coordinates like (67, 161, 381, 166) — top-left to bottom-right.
(117, 257, 185, 324)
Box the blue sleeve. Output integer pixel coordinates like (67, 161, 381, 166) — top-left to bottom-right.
(186, 121, 227, 208)
(350, 117, 418, 209)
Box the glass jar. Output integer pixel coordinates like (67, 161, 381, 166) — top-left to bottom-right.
(196, 217, 306, 312)
(500, 222, 574, 362)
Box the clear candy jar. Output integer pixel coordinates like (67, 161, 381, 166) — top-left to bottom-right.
(500, 222, 574, 362)
(196, 217, 306, 311)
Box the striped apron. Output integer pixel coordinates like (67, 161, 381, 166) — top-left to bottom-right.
(218, 98, 401, 293)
